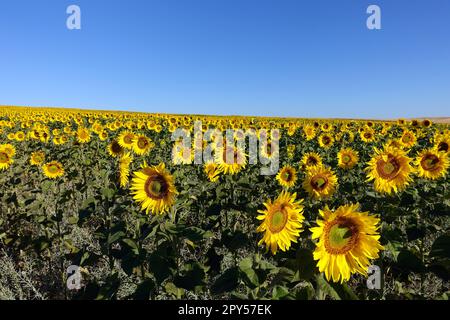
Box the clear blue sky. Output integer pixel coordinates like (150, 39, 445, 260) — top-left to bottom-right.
(1, 0, 449, 118)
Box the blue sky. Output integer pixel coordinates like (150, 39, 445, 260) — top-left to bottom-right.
(0, 0, 449, 118)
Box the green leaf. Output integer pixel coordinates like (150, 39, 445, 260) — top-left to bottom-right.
(122, 238, 139, 255)
(396, 249, 426, 273)
(315, 274, 341, 300)
(107, 231, 125, 245)
(211, 267, 239, 295)
(272, 285, 289, 299)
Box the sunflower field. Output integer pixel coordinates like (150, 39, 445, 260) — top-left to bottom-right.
(0, 106, 449, 300)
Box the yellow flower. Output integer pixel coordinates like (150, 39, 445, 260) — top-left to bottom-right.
(76, 127, 91, 143)
(204, 161, 221, 182)
(42, 161, 65, 179)
(337, 148, 359, 169)
(118, 130, 135, 149)
(318, 133, 334, 149)
(256, 191, 305, 255)
(360, 128, 376, 143)
(0, 147, 14, 171)
(302, 165, 338, 199)
(310, 203, 384, 283)
(119, 152, 133, 187)
(215, 145, 247, 175)
(107, 140, 124, 158)
(303, 124, 316, 141)
(399, 129, 417, 148)
(15, 131, 26, 141)
(301, 152, 322, 168)
(414, 148, 448, 180)
(132, 134, 154, 155)
(276, 165, 297, 188)
(366, 146, 413, 194)
(130, 162, 177, 215)
(30, 151, 45, 166)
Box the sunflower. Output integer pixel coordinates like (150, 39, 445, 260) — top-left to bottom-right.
(256, 191, 305, 255)
(302, 165, 338, 199)
(30, 151, 45, 166)
(42, 161, 65, 179)
(337, 148, 359, 169)
(303, 124, 316, 141)
(366, 146, 413, 194)
(107, 140, 124, 158)
(15, 131, 26, 141)
(117, 130, 135, 149)
(0, 148, 14, 170)
(360, 128, 376, 143)
(414, 149, 448, 180)
(301, 152, 323, 168)
(276, 165, 297, 188)
(132, 134, 154, 155)
(399, 129, 417, 148)
(76, 127, 91, 144)
(310, 203, 384, 283)
(318, 134, 334, 149)
(433, 132, 450, 154)
(119, 152, 133, 187)
(172, 142, 193, 165)
(0, 143, 16, 157)
(215, 145, 247, 175)
(130, 162, 177, 215)
(204, 161, 221, 182)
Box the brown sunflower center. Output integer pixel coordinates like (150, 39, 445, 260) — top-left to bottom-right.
(124, 135, 133, 144)
(402, 134, 412, 143)
(144, 175, 169, 199)
(342, 154, 351, 164)
(376, 156, 400, 180)
(364, 132, 372, 139)
(324, 218, 359, 254)
(420, 154, 440, 171)
(79, 131, 88, 139)
(48, 164, 59, 173)
(0, 152, 9, 163)
(438, 142, 449, 153)
(268, 206, 288, 233)
(322, 136, 331, 145)
(111, 141, 123, 154)
(137, 138, 149, 149)
(307, 156, 318, 166)
(311, 174, 328, 191)
(282, 170, 293, 182)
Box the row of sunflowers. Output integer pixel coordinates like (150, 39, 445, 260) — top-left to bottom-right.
(0, 106, 449, 299)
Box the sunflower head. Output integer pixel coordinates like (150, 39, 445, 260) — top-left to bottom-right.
(415, 149, 448, 180)
(310, 203, 384, 283)
(204, 161, 221, 182)
(318, 134, 334, 149)
(108, 140, 124, 158)
(301, 152, 322, 168)
(77, 127, 91, 143)
(42, 161, 65, 179)
(131, 162, 177, 215)
(119, 152, 133, 187)
(399, 129, 417, 148)
(30, 151, 45, 166)
(366, 146, 413, 194)
(118, 130, 135, 149)
(337, 148, 359, 169)
(302, 165, 338, 199)
(256, 191, 305, 255)
(132, 134, 154, 155)
(276, 165, 297, 188)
